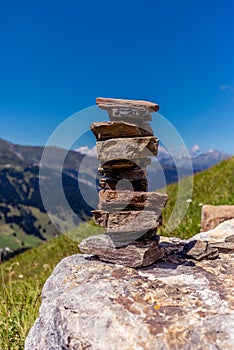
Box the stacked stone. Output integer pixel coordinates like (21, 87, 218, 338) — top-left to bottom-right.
(79, 97, 168, 268)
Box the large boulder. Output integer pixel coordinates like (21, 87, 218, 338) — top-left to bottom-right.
(25, 220, 234, 350)
(192, 218, 234, 242)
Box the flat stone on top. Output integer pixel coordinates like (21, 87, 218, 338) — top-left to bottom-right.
(96, 97, 159, 112)
(108, 108, 152, 122)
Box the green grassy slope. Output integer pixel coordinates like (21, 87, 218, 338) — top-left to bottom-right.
(0, 157, 233, 349)
(160, 156, 234, 239)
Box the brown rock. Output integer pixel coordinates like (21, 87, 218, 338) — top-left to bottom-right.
(192, 218, 234, 243)
(96, 97, 159, 112)
(209, 242, 234, 253)
(201, 205, 234, 231)
(92, 209, 161, 232)
(96, 137, 159, 162)
(99, 178, 148, 192)
(184, 240, 219, 261)
(98, 190, 168, 211)
(90, 121, 153, 141)
(107, 229, 160, 248)
(78, 233, 164, 268)
(100, 158, 151, 171)
(98, 167, 147, 181)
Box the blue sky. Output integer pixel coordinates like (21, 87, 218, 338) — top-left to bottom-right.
(0, 0, 234, 153)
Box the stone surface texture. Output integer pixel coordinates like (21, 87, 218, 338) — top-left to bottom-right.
(92, 209, 161, 232)
(78, 233, 164, 265)
(100, 157, 151, 171)
(192, 218, 234, 242)
(184, 240, 219, 261)
(98, 190, 168, 210)
(96, 136, 159, 162)
(201, 204, 234, 231)
(108, 108, 152, 122)
(91, 121, 153, 140)
(96, 97, 159, 111)
(25, 230, 234, 350)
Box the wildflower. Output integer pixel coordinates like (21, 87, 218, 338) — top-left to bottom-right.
(18, 274, 23, 278)
(186, 198, 192, 203)
(198, 203, 203, 206)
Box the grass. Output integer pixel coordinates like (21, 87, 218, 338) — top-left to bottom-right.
(0, 204, 60, 251)
(0, 157, 233, 349)
(0, 234, 79, 349)
(160, 156, 234, 239)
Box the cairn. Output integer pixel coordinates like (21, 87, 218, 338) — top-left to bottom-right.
(78, 97, 168, 268)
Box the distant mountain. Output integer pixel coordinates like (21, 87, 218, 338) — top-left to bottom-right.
(156, 145, 230, 173)
(0, 138, 97, 258)
(190, 149, 231, 172)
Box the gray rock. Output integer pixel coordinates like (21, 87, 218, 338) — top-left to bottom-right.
(78, 229, 159, 249)
(78, 233, 164, 267)
(98, 190, 168, 211)
(209, 241, 234, 253)
(96, 136, 158, 162)
(91, 121, 153, 141)
(184, 240, 219, 261)
(191, 218, 234, 243)
(92, 209, 161, 232)
(225, 234, 234, 242)
(108, 108, 152, 121)
(25, 253, 234, 350)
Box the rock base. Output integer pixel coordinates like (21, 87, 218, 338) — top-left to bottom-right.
(25, 251, 234, 350)
(78, 233, 164, 268)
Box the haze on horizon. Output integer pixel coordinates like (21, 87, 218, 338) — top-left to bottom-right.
(0, 0, 234, 154)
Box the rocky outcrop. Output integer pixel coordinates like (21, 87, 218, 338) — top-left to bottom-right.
(25, 220, 234, 350)
(96, 97, 159, 112)
(201, 205, 234, 231)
